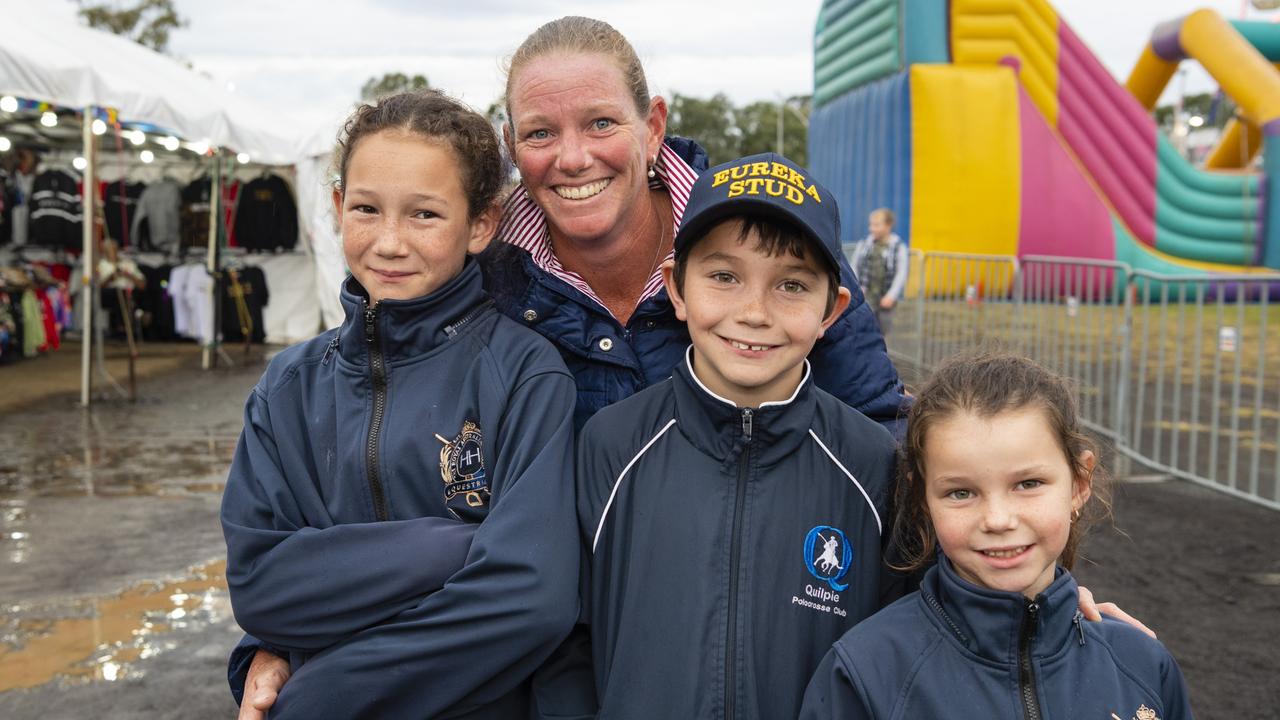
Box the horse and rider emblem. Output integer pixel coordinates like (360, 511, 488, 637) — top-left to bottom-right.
(804, 525, 853, 591)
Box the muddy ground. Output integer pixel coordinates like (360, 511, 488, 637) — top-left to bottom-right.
(0, 344, 1276, 719)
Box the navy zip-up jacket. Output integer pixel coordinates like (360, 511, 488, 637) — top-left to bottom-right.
(221, 259, 579, 718)
(578, 351, 899, 719)
(480, 136, 909, 434)
(801, 556, 1194, 720)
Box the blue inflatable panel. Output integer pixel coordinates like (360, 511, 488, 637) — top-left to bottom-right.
(808, 71, 913, 248)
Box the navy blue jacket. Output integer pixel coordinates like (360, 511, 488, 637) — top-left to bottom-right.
(480, 136, 909, 434)
(578, 352, 899, 719)
(801, 557, 1194, 720)
(221, 260, 579, 718)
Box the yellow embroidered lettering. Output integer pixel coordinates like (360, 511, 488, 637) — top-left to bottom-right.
(789, 168, 806, 187)
(750, 162, 771, 177)
(727, 180, 746, 198)
(771, 162, 790, 180)
(744, 178, 767, 195)
(786, 185, 804, 204)
(806, 183, 822, 203)
(764, 179, 785, 197)
(730, 164, 750, 180)
(712, 169, 731, 187)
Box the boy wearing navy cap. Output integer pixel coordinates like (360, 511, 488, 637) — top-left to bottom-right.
(573, 153, 900, 720)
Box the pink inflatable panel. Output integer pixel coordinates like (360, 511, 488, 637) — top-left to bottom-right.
(1056, 22, 1158, 246)
(1018, 87, 1115, 260)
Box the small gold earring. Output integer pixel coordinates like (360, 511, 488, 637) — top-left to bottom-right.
(1071, 508, 1081, 522)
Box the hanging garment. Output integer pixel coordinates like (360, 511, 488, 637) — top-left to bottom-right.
(168, 264, 191, 338)
(138, 262, 177, 341)
(181, 177, 212, 250)
(131, 179, 182, 254)
(0, 168, 11, 246)
(223, 180, 241, 247)
(184, 265, 215, 345)
(104, 180, 146, 248)
(233, 174, 297, 252)
(0, 293, 15, 361)
(20, 289, 46, 357)
(29, 169, 82, 252)
(10, 171, 35, 246)
(220, 266, 268, 343)
(35, 287, 59, 351)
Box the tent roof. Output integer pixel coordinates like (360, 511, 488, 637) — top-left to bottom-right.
(0, 3, 296, 164)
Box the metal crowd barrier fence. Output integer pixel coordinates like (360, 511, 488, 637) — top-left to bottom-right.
(1120, 270, 1280, 511)
(882, 251, 1280, 511)
(884, 250, 1020, 372)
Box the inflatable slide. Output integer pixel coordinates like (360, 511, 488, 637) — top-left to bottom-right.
(809, 0, 1280, 276)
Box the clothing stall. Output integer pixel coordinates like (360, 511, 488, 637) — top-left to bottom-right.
(0, 6, 310, 404)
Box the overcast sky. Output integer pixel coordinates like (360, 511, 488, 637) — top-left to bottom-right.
(48, 0, 1280, 136)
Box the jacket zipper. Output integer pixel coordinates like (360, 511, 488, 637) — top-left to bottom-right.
(364, 303, 390, 521)
(725, 408, 753, 720)
(443, 299, 493, 338)
(1018, 599, 1043, 720)
(921, 590, 969, 646)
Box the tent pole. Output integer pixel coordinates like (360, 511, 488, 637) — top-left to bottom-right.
(202, 150, 221, 370)
(80, 105, 97, 407)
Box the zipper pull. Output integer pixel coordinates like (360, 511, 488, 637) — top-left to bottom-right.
(1026, 600, 1040, 637)
(1072, 609, 1086, 646)
(322, 335, 339, 365)
(741, 408, 753, 441)
(364, 304, 378, 344)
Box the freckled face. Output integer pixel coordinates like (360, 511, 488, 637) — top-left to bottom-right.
(924, 408, 1092, 599)
(335, 131, 496, 304)
(506, 52, 666, 248)
(664, 220, 849, 407)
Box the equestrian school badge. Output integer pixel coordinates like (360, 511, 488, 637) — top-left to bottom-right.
(436, 421, 490, 519)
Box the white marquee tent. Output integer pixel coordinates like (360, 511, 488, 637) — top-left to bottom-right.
(0, 2, 319, 403)
(0, 1, 295, 164)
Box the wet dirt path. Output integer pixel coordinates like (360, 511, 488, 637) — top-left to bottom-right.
(0, 357, 263, 719)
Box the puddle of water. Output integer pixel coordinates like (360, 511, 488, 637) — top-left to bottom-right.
(0, 437, 237, 499)
(0, 560, 228, 691)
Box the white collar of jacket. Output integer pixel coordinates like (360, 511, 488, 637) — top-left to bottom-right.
(336, 258, 491, 366)
(920, 554, 1082, 664)
(672, 345, 817, 467)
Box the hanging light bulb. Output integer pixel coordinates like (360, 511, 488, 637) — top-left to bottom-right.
(40, 111, 58, 127)
(0, 96, 17, 113)
(0, 136, 11, 152)
(72, 157, 88, 170)
(189, 140, 209, 156)
(129, 129, 146, 146)
(91, 119, 107, 135)
(162, 136, 180, 152)
(140, 149, 155, 163)
(236, 152, 250, 164)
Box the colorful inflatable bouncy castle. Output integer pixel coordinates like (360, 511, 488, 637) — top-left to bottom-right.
(810, 0, 1280, 276)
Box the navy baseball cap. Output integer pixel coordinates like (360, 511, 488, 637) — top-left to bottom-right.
(674, 152, 842, 275)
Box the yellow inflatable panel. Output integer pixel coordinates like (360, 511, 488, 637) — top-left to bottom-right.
(910, 65, 1022, 269)
(1182, 9, 1280, 125)
(952, 0, 1059, 125)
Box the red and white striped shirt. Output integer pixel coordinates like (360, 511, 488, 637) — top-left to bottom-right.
(496, 142, 699, 318)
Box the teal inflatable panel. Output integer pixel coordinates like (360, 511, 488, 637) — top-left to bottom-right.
(904, 0, 949, 64)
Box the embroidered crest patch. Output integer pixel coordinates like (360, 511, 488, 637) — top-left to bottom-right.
(436, 420, 490, 515)
(1111, 705, 1160, 720)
